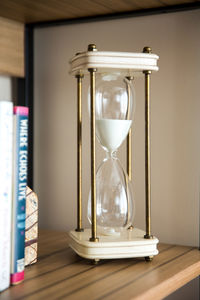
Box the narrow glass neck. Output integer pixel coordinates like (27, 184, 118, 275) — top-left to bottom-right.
(106, 150, 117, 159)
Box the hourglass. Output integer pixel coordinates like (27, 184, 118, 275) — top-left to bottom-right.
(68, 44, 159, 261)
(88, 73, 135, 237)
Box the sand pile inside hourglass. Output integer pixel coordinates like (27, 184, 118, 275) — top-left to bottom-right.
(96, 119, 132, 152)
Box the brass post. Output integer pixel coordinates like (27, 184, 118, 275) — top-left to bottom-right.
(143, 46, 153, 239)
(126, 76, 134, 181)
(126, 76, 134, 231)
(127, 128, 132, 181)
(75, 74, 84, 232)
(88, 44, 99, 242)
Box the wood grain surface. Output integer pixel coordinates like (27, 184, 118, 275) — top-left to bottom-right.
(0, 229, 199, 300)
(0, 17, 24, 77)
(0, 0, 198, 24)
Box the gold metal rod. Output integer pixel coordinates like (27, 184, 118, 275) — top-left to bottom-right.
(127, 129, 132, 181)
(143, 46, 153, 239)
(125, 76, 134, 230)
(75, 74, 84, 232)
(125, 76, 134, 181)
(144, 70, 152, 239)
(89, 68, 99, 242)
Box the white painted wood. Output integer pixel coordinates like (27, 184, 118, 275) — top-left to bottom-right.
(68, 228, 159, 259)
(70, 51, 159, 75)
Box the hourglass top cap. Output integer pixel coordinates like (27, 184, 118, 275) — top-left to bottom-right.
(69, 45, 159, 75)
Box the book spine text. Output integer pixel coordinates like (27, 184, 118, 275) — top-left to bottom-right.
(11, 106, 29, 285)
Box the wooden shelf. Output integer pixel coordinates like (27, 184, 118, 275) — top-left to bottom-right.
(0, 17, 24, 78)
(1, 229, 199, 299)
(0, 0, 198, 24)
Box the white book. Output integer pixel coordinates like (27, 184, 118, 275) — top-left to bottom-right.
(0, 101, 13, 292)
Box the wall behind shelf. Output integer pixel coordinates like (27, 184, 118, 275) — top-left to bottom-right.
(0, 76, 12, 101)
(34, 9, 200, 248)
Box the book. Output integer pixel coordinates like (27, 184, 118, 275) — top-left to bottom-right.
(25, 186, 38, 266)
(0, 101, 13, 292)
(11, 106, 29, 285)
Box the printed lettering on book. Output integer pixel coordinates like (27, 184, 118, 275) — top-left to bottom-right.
(11, 107, 29, 285)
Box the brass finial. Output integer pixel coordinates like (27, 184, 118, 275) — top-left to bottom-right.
(88, 44, 97, 51)
(143, 46, 152, 53)
(75, 73, 84, 79)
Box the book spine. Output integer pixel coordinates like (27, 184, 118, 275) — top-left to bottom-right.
(11, 106, 29, 285)
(0, 101, 13, 292)
(25, 187, 38, 266)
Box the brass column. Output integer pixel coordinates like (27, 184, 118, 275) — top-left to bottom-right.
(143, 47, 153, 239)
(126, 76, 134, 181)
(126, 76, 134, 231)
(88, 44, 99, 242)
(127, 128, 132, 181)
(75, 74, 84, 232)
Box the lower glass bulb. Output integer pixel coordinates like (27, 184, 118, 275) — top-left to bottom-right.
(88, 153, 135, 236)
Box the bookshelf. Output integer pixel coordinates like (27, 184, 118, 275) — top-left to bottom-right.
(0, 1, 199, 298)
(1, 229, 200, 299)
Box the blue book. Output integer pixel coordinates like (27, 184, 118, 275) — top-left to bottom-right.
(11, 106, 29, 285)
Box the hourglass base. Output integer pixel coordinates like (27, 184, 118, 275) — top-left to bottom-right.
(68, 228, 159, 260)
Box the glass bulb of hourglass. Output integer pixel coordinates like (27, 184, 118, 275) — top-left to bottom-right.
(88, 72, 136, 236)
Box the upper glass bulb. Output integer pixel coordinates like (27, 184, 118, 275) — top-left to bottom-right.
(94, 73, 135, 153)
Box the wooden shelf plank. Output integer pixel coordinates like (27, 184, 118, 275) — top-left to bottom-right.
(0, 0, 198, 24)
(0, 229, 199, 300)
(0, 17, 24, 77)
